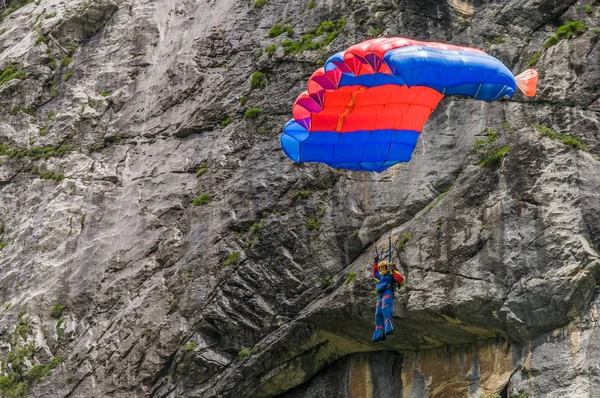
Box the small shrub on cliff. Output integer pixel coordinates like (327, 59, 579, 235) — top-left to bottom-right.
(50, 302, 66, 319)
(473, 128, 509, 167)
(250, 71, 266, 89)
(534, 124, 587, 151)
(193, 194, 211, 206)
(291, 190, 312, 201)
(307, 217, 320, 230)
(223, 252, 240, 266)
(268, 24, 293, 38)
(396, 233, 411, 252)
(345, 272, 356, 284)
(527, 52, 540, 67)
(544, 20, 586, 48)
(244, 108, 261, 119)
(253, 0, 267, 8)
(0, 64, 26, 86)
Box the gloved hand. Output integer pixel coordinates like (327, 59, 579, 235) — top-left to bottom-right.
(374, 256, 379, 263)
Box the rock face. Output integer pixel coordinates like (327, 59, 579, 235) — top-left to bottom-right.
(0, 0, 598, 397)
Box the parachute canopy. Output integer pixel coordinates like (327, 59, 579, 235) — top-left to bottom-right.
(280, 37, 538, 172)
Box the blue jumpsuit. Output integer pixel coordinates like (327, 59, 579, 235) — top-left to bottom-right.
(372, 265, 403, 342)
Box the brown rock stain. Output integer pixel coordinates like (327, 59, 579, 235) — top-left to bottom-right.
(349, 358, 373, 398)
(402, 340, 513, 397)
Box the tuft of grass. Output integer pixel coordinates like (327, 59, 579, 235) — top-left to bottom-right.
(584, 5, 594, 14)
(169, 299, 178, 311)
(0, 64, 26, 86)
(238, 348, 251, 358)
(527, 52, 541, 67)
(307, 218, 320, 230)
(59, 57, 72, 67)
(221, 116, 231, 127)
(480, 146, 510, 167)
(473, 128, 509, 167)
(239, 96, 247, 106)
(64, 72, 73, 81)
(291, 190, 312, 201)
(50, 302, 66, 319)
(345, 272, 356, 284)
(268, 24, 293, 38)
(534, 124, 587, 151)
(307, 0, 316, 9)
(253, 0, 267, 7)
(223, 252, 240, 266)
(544, 20, 586, 48)
(265, 44, 277, 56)
(183, 341, 197, 352)
(193, 194, 211, 206)
(250, 222, 262, 234)
(281, 18, 345, 55)
(34, 34, 46, 46)
(195, 162, 208, 177)
(244, 108, 262, 119)
(250, 71, 266, 89)
(396, 233, 411, 252)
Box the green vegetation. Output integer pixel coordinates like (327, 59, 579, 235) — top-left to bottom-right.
(345, 272, 356, 284)
(238, 348, 251, 358)
(31, 166, 65, 183)
(28, 356, 65, 383)
(253, 0, 267, 7)
(169, 299, 178, 311)
(250, 222, 262, 234)
(592, 28, 600, 37)
(396, 233, 411, 252)
(291, 190, 312, 201)
(195, 162, 208, 177)
(255, 48, 263, 58)
(221, 116, 232, 127)
(265, 44, 276, 56)
(183, 341, 197, 352)
(239, 96, 247, 106)
(192, 194, 211, 206)
(59, 57, 72, 67)
(250, 71, 266, 89)
(100, 90, 109, 97)
(280, 18, 346, 55)
(34, 34, 46, 46)
(0, 64, 26, 86)
(64, 72, 73, 81)
(370, 26, 383, 37)
(0, 143, 76, 160)
(473, 128, 509, 167)
(307, 217, 320, 230)
(307, 0, 316, 9)
(223, 251, 240, 266)
(544, 20, 586, 48)
(268, 24, 293, 38)
(585, 5, 594, 14)
(49, 302, 66, 319)
(244, 107, 262, 119)
(44, 11, 56, 18)
(534, 124, 587, 151)
(527, 52, 540, 67)
(1, 0, 34, 22)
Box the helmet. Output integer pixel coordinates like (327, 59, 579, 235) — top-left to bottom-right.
(378, 261, 388, 272)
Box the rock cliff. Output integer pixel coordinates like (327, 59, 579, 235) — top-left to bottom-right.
(0, 0, 598, 397)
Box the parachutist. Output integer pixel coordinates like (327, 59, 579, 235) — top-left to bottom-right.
(371, 259, 404, 342)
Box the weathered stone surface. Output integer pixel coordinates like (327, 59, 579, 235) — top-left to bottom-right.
(0, 0, 598, 397)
